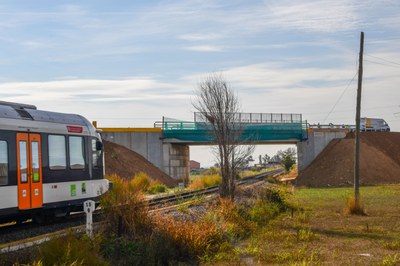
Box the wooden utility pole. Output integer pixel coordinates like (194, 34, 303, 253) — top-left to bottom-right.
(354, 32, 364, 203)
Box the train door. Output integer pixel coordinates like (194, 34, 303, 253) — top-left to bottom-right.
(16, 133, 43, 210)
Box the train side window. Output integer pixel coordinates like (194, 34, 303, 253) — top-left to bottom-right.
(19, 141, 28, 183)
(48, 135, 66, 170)
(91, 138, 102, 168)
(0, 141, 8, 185)
(69, 136, 85, 169)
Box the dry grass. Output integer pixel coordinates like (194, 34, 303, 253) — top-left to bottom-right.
(236, 185, 400, 265)
(129, 172, 151, 192)
(153, 214, 225, 258)
(345, 196, 367, 215)
(188, 174, 221, 190)
(101, 174, 153, 238)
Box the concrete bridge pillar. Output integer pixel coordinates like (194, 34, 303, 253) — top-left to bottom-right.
(162, 143, 190, 182)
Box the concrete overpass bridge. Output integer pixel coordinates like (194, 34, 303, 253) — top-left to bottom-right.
(99, 113, 351, 181)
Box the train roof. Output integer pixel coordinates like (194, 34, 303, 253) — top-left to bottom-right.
(0, 101, 89, 125)
(0, 101, 97, 136)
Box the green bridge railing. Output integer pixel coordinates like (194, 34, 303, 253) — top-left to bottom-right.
(156, 113, 308, 143)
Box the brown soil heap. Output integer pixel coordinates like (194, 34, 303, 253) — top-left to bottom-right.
(296, 132, 400, 187)
(103, 140, 178, 187)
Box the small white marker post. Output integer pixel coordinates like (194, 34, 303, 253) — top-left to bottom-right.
(84, 200, 95, 237)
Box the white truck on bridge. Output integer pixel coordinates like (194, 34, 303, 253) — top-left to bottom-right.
(360, 117, 390, 132)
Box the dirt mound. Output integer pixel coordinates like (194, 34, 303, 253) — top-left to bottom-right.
(103, 140, 178, 187)
(296, 132, 400, 187)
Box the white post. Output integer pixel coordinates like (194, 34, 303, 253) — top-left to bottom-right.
(84, 200, 95, 237)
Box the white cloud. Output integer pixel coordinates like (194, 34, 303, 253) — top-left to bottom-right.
(184, 45, 224, 52)
(179, 33, 224, 41)
(265, 0, 358, 32)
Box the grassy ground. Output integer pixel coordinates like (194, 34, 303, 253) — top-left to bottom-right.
(8, 183, 400, 265)
(229, 185, 400, 265)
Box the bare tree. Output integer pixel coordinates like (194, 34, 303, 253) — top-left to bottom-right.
(193, 74, 253, 200)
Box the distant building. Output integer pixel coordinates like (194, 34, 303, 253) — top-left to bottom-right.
(190, 160, 201, 170)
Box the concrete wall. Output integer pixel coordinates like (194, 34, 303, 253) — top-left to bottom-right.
(101, 131, 190, 181)
(297, 130, 347, 171)
(101, 131, 164, 170)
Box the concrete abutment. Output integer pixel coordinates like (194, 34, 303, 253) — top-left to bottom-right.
(297, 130, 347, 171)
(101, 128, 348, 182)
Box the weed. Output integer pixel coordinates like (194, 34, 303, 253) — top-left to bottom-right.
(38, 233, 107, 266)
(189, 173, 221, 190)
(297, 228, 319, 242)
(239, 170, 261, 178)
(210, 198, 256, 239)
(146, 183, 167, 194)
(129, 172, 151, 192)
(381, 254, 400, 266)
(384, 240, 400, 250)
(293, 209, 311, 224)
(176, 202, 190, 213)
(345, 196, 366, 216)
(191, 194, 206, 205)
(266, 176, 276, 183)
(248, 201, 281, 226)
(202, 242, 238, 263)
(153, 214, 225, 259)
(101, 175, 153, 238)
(260, 186, 293, 211)
(101, 237, 158, 266)
(261, 246, 321, 265)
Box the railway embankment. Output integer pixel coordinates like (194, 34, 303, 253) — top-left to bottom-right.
(296, 132, 400, 187)
(103, 140, 178, 186)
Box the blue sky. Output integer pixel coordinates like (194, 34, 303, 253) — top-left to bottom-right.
(1, 0, 400, 166)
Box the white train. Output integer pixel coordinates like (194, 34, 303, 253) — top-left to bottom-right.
(0, 101, 110, 223)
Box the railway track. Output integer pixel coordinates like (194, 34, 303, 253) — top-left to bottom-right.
(0, 167, 283, 254)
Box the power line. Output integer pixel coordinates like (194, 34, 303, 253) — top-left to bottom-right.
(365, 53, 400, 66)
(364, 59, 400, 69)
(322, 71, 358, 123)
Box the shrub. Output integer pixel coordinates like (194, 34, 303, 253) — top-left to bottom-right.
(101, 175, 153, 238)
(38, 233, 107, 266)
(261, 186, 292, 211)
(345, 196, 366, 216)
(210, 199, 256, 239)
(281, 154, 295, 172)
(101, 237, 154, 266)
(248, 201, 281, 226)
(154, 214, 225, 259)
(147, 183, 167, 194)
(129, 172, 151, 192)
(189, 174, 221, 190)
(266, 177, 276, 184)
(203, 167, 220, 175)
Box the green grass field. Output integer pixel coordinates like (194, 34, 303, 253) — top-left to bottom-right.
(232, 185, 400, 265)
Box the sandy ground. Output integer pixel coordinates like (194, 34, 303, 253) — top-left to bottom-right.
(296, 132, 400, 187)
